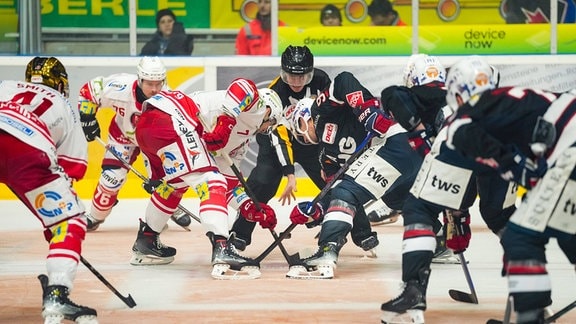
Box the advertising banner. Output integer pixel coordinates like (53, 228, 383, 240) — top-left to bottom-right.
(279, 24, 576, 56)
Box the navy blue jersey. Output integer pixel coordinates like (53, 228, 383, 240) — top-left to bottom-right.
(447, 86, 559, 165)
(312, 71, 376, 176)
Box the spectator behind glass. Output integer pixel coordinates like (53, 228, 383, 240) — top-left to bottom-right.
(235, 0, 286, 55)
(320, 4, 342, 26)
(367, 0, 406, 26)
(140, 8, 193, 56)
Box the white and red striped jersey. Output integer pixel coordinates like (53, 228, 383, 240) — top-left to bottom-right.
(0, 80, 88, 180)
(78, 73, 167, 144)
(191, 90, 267, 161)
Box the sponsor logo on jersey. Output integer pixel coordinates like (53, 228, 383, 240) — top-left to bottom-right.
(34, 191, 72, 217)
(430, 175, 461, 194)
(323, 123, 337, 144)
(107, 81, 127, 91)
(345, 91, 364, 107)
(367, 167, 389, 188)
(161, 151, 183, 175)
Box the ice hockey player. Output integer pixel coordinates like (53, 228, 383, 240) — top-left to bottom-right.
(379, 56, 514, 324)
(0, 57, 97, 323)
(77, 56, 191, 231)
(285, 71, 423, 279)
(230, 46, 382, 255)
(131, 78, 280, 279)
(444, 56, 575, 324)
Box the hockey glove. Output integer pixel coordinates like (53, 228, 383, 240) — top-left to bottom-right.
(354, 105, 393, 137)
(498, 146, 547, 189)
(290, 201, 323, 225)
(142, 179, 163, 194)
(239, 200, 277, 230)
(445, 210, 471, 254)
(79, 112, 100, 142)
(407, 129, 432, 158)
(202, 114, 237, 151)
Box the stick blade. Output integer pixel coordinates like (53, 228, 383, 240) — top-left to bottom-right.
(485, 320, 506, 324)
(125, 294, 137, 308)
(449, 289, 478, 304)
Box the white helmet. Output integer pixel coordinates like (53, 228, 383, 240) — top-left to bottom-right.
(402, 54, 446, 88)
(445, 56, 496, 111)
(258, 88, 283, 133)
(286, 97, 318, 145)
(137, 56, 166, 82)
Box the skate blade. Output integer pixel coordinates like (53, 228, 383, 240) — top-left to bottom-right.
(74, 315, 99, 324)
(44, 314, 98, 324)
(130, 252, 174, 266)
(211, 264, 261, 280)
(431, 256, 462, 264)
(371, 215, 400, 227)
(286, 265, 334, 279)
(381, 309, 424, 324)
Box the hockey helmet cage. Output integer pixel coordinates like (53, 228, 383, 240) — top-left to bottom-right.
(445, 56, 495, 111)
(223, 78, 261, 116)
(287, 97, 318, 145)
(258, 88, 283, 133)
(402, 54, 446, 88)
(25, 56, 69, 98)
(490, 65, 501, 88)
(137, 56, 166, 83)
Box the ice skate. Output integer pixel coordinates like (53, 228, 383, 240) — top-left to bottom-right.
(170, 208, 192, 231)
(230, 235, 248, 252)
(209, 232, 260, 280)
(360, 234, 379, 258)
(381, 268, 430, 324)
(366, 200, 400, 226)
(84, 213, 104, 232)
(130, 219, 176, 265)
(38, 274, 98, 324)
(286, 242, 340, 279)
(431, 245, 462, 264)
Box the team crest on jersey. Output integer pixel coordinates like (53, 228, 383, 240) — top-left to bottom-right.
(345, 91, 364, 107)
(34, 191, 73, 217)
(322, 123, 338, 144)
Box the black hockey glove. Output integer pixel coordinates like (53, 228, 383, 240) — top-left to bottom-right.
(142, 179, 163, 194)
(79, 112, 101, 142)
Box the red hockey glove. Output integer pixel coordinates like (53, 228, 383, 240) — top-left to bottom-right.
(202, 114, 237, 151)
(290, 201, 323, 225)
(239, 200, 277, 230)
(354, 106, 393, 137)
(445, 210, 471, 254)
(407, 130, 432, 158)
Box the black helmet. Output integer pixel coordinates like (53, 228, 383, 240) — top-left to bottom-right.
(25, 56, 69, 98)
(281, 45, 314, 75)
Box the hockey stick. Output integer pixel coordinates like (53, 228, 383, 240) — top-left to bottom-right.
(80, 256, 137, 308)
(487, 299, 576, 324)
(445, 210, 479, 304)
(255, 133, 374, 263)
(222, 154, 300, 266)
(37, 257, 136, 308)
(95, 136, 198, 229)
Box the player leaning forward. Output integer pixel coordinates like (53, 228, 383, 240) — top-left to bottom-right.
(0, 57, 97, 323)
(131, 78, 282, 279)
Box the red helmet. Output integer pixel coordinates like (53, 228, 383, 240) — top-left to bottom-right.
(223, 78, 260, 116)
